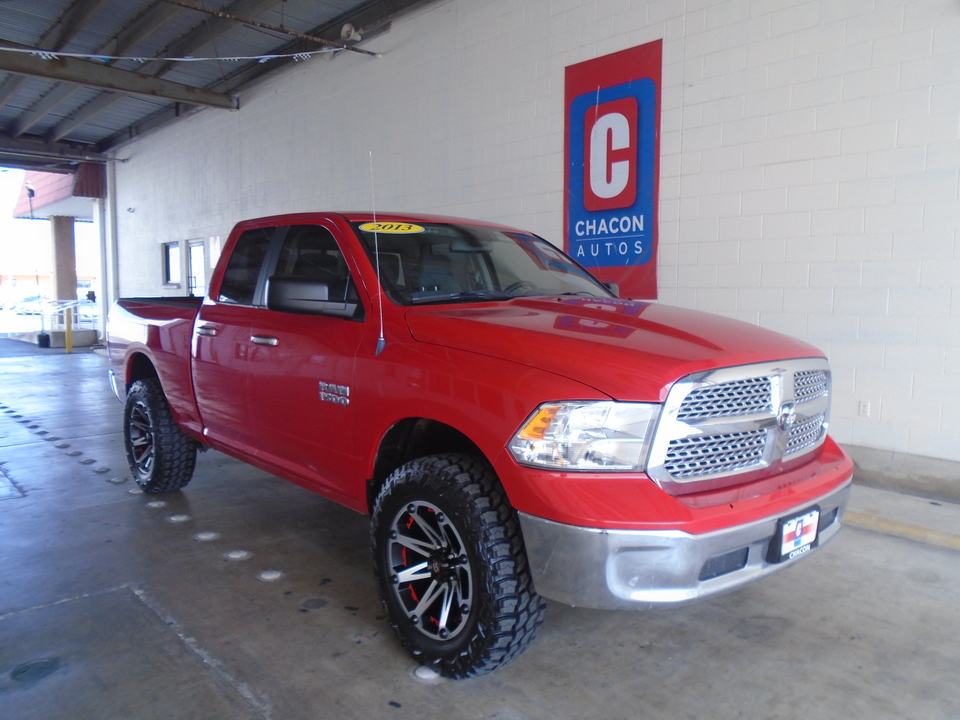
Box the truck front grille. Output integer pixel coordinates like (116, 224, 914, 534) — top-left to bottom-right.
(676, 377, 771, 421)
(664, 429, 767, 479)
(786, 413, 825, 455)
(794, 370, 828, 404)
(647, 358, 832, 494)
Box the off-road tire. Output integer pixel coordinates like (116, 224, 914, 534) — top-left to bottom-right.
(371, 453, 546, 678)
(123, 378, 197, 494)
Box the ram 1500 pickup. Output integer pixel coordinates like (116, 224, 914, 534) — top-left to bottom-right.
(107, 212, 853, 678)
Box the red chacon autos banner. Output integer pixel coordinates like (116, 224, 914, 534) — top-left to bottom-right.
(564, 40, 662, 299)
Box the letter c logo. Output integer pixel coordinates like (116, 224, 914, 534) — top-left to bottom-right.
(583, 97, 638, 211)
(590, 113, 630, 199)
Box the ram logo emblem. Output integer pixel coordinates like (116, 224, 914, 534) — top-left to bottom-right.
(777, 402, 796, 433)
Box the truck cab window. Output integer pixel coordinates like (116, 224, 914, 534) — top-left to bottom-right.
(274, 225, 359, 304)
(218, 227, 274, 304)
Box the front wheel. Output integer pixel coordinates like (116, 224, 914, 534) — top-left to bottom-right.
(371, 453, 545, 678)
(123, 378, 197, 494)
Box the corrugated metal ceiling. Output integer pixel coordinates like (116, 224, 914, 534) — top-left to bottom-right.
(0, 0, 429, 172)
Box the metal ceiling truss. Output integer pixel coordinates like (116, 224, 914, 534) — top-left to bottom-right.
(0, 0, 431, 173)
(0, 39, 239, 109)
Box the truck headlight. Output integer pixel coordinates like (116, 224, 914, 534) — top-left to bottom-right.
(508, 401, 661, 471)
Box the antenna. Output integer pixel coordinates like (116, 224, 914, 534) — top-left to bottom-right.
(369, 150, 386, 356)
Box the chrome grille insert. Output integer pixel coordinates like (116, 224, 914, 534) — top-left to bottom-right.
(664, 429, 766, 479)
(676, 377, 772, 421)
(794, 370, 828, 404)
(647, 358, 833, 493)
(786, 413, 825, 456)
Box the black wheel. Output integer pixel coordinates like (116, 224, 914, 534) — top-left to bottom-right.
(123, 378, 197, 494)
(371, 453, 545, 678)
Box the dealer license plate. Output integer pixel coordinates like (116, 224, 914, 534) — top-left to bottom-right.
(772, 507, 820, 563)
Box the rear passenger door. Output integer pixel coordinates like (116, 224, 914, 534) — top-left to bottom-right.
(245, 222, 369, 502)
(192, 225, 276, 449)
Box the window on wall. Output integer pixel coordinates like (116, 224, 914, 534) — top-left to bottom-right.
(163, 242, 181, 286)
(188, 240, 206, 297)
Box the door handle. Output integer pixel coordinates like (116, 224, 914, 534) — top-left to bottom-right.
(251, 335, 279, 346)
(196, 326, 218, 337)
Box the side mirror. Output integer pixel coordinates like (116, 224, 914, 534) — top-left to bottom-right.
(603, 282, 620, 298)
(266, 277, 361, 319)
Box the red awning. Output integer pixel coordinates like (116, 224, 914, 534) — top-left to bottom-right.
(12, 164, 105, 221)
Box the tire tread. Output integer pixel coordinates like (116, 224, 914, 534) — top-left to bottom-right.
(371, 453, 546, 678)
(124, 378, 197, 494)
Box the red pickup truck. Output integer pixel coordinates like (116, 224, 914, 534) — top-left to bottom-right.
(107, 212, 853, 678)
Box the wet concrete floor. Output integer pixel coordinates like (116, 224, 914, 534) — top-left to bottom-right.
(1, 339, 958, 720)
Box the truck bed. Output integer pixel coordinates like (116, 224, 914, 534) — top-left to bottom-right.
(117, 296, 204, 311)
(107, 296, 204, 438)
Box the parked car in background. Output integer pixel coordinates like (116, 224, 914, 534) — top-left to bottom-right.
(14, 296, 45, 315)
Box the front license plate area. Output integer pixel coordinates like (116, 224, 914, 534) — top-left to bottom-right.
(768, 506, 820, 563)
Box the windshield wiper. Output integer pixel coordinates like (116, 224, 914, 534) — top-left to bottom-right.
(409, 289, 514, 305)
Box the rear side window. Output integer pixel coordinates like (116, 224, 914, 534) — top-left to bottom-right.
(218, 227, 274, 304)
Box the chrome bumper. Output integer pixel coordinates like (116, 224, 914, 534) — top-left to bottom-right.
(518, 480, 851, 610)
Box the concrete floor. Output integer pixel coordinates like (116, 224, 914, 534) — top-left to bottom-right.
(1, 338, 958, 720)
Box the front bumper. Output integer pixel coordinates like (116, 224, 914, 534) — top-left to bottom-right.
(519, 479, 851, 610)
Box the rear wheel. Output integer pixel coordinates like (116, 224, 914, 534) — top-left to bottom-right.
(123, 378, 197, 494)
(371, 453, 545, 678)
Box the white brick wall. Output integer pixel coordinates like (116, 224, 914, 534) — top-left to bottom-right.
(114, 0, 960, 462)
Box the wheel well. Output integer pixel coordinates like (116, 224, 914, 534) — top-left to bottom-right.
(127, 352, 159, 391)
(367, 418, 485, 512)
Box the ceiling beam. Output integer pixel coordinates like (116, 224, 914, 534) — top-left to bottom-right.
(0, 42, 239, 110)
(45, 91, 120, 144)
(96, 101, 204, 153)
(39, 0, 115, 55)
(41, 1, 191, 143)
(0, 74, 31, 114)
(0, 134, 108, 172)
(8, 83, 76, 137)
(0, 154, 73, 172)
(0, 0, 113, 110)
(141, 0, 284, 77)
(101, 2, 184, 58)
(161, 0, 380, 57)
(3, 1, 188, 141)
(45, 0, 281, 143)
(98, 0, 436, 152)
(204, 0, 423, 98)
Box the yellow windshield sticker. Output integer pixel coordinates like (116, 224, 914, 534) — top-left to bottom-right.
(359, 222, 425, 234)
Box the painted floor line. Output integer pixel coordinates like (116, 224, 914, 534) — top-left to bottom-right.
(0, 584, 133, 620)
(132, 586, 274, 720)
(844, 510, 960, 552)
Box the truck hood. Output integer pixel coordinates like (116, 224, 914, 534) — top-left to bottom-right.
(405, 297, 824, 401)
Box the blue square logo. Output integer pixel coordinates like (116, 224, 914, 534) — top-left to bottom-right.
(568, 79, 656, 268)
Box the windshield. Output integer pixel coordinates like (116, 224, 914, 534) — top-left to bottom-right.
(352, 221, 613, 305)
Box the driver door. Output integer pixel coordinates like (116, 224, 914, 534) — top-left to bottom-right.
(244, 222, 368, 501)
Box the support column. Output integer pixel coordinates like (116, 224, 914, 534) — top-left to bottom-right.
(49, 215, 77, 301)
(105, 159, 120, 301)
(95, 197, 108, 339)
